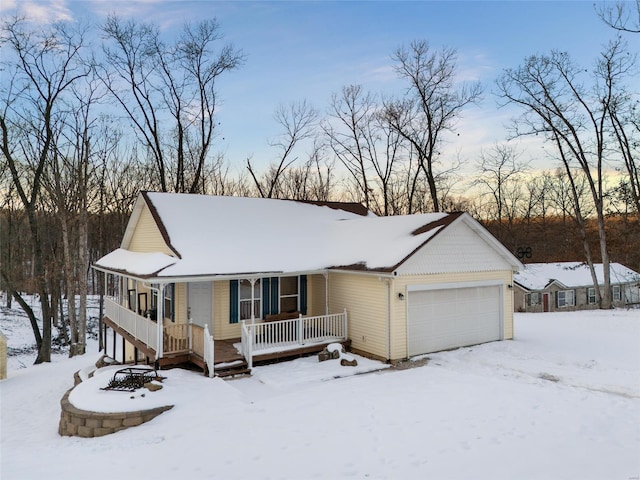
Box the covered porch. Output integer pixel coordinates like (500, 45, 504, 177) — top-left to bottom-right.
(102, 295, 348, 377)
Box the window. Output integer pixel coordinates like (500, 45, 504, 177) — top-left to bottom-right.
(587, 287, 597, 305)
(280, 276, 299, 313)
(612, 285, 621, 301)
(556, 290, 575, 308)
(526, 292, 541, 306)
(164, 284, 174, 322)
(230, 276, 307, 323)
(150, 284, 174, 321)
(239, 279, 261, 320)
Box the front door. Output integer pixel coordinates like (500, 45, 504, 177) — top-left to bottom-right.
(542, 293, 550, 312)
(188, 282, 213, 331)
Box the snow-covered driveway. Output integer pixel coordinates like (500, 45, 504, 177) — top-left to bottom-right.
(1, 309, 638, 480)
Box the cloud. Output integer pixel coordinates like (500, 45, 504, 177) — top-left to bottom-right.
(86, 0, 204, 32)
(4, 0, 73, 23)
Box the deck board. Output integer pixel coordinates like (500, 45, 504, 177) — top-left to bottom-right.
(103, 317, 350, 373)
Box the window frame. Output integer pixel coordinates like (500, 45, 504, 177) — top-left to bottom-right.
(279, 276, 299, 314)
(526, 292, 541, 306)
(612, 285, 621, 301)
(556, 289, 575, 308)
(164, 283, 175, 322)
(587, 287, 597, 305)
(239, 279, 262, 321)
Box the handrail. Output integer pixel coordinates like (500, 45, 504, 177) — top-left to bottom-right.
(240, 311, 347, 366)
(104, 297, 158, 351)
(203, 324, 215, 378)
(240, 321, 253, 370)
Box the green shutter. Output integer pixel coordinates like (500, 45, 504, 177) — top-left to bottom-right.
(271, 277, 279, 314)
(230, 280, 239, 324)
(300, 275, 307, 315)
(262, 278, 271, 318)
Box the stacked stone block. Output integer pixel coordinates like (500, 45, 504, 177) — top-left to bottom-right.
(58, 366, 173, 438)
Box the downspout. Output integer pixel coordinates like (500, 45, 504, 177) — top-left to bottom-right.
(380, 277, 391, 362)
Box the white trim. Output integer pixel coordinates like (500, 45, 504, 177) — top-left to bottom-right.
(407, 279, 505, 292)
(405, 281, 505, 356)
(120, 195, 147, 249)
(91, 265, 328, 285)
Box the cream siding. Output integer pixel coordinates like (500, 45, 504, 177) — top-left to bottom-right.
(397, 220, 513, 275)
(173, 283, 186, 324)
(308, 274, 327, 316)
(127, 205, 173, 255)
(391, 270, 514, 361)
(328, 272, 389, 360)
(213, 280, 240, 340)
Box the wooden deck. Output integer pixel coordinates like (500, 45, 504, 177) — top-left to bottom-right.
(103, 317, 351, 377)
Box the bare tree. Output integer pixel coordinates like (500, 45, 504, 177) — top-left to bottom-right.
(247, 100, 318, 198)
(383, 40, 483, 212)
(100, 16, 244, 193)
(473, 143, 529, 241)
(598, 0, 640, 33)
(606, 90, 640, 218)
(497, 39, 635, 308)
(324, 85, 403, 215)
(0, 18, 90, 362)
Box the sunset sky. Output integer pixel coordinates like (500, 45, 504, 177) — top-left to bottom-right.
(2, 1, 634, 174)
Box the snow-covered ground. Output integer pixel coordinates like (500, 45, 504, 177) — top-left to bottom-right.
(1, 304, 639, 480)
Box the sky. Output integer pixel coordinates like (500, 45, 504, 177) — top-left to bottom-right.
(1, 0, 636, 175)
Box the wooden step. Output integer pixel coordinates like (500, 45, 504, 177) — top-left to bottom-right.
(215, 367, 252, 378)
(214, 359, 251, 379)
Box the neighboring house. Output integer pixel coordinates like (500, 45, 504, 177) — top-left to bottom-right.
(513, 262, 640, 312)
(93, 192, 523, 376)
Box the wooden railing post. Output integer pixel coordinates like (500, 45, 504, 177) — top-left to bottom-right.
(343, 308, 347, 338)
(298, 313, 304, 345)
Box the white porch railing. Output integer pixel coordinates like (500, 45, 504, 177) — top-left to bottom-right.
(105, 298, 214, 375)
(241, 310, 347, 370)
(105, 297, 158, 351)
(203, 324, 215, 378)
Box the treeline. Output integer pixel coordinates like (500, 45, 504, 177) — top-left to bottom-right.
(483, 214, 640, 271)
(1, 5, 638, 363)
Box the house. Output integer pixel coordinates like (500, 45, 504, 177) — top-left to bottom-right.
(93, 192, 523, 376)
(513, 262, 640, 312)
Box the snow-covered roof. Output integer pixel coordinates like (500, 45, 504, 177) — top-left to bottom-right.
(94, 192, 498, 279)
(514, 262, 640, 291)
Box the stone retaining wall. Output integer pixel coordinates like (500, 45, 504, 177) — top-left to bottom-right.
(58, 367, 173, 438)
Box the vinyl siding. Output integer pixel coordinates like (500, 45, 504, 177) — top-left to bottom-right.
(173, 283, 186, 324)
(308, 273, 327, 316)
(328, 272, 389, 360)
(127, 205, 173, 254)
(213, 280, 240, 340)
(391, 270, 514, 360)
(211, 275, 326, 340)
(397, 220, 513, 275)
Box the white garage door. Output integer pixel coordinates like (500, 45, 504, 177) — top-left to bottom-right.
(407, 284, 502, 356)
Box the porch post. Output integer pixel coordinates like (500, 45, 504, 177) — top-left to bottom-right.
(249, 278, 256, 325)
(156, 283, 165, 359)
(99, 271, 106, 351)
(324, 272, 329, 315)
(343, 307, 348, 339)
(134, 280, 139, 315)
(298, 313, 304, 346)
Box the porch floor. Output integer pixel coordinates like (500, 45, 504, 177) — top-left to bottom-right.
(103, 317, 350, 375)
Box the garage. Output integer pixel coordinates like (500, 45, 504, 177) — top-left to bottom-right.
(407, 283, 503, 356)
